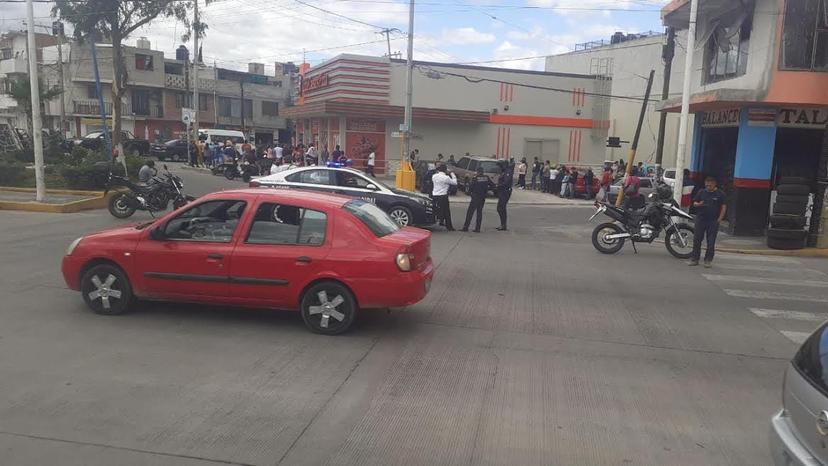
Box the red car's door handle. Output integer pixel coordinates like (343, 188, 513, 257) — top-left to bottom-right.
(207, 253, 224, 260)
(296, 256, 312, 264)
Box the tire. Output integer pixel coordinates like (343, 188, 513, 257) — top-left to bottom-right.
(300, 281, 357, 335)
(224, 167, 236, 180)
(776, 184, 811, 196)
(242, 173, 251, 183)
(773, 201, 808, 216)
(388, 206, 413, 227)
(767, 235, 806, 250)
(665, 223, 695, 259)
(769, 214, 807, 229)
(591, 222, 625, 254)
(776, 194, 810, 205)
(108, 193, 137, 219)
(81, 264, 133, 315)
(767, 228, 808, 240)
(778, 177, 809, 185)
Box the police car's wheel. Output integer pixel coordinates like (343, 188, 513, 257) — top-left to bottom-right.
(389, 206, 412, 226)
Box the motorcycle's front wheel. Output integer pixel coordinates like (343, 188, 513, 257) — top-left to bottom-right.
(224, 167, 236, 180)
(172, 195, 195, 210)
(592, 222, 625, 254)
(108, 193, 137, 219)
(665, 223, 695, 259)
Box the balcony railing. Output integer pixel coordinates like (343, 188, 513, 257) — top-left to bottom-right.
(73, 99, 112, 115)
(130, 104, 164, 118)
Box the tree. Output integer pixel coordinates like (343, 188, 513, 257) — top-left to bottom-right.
(8, 76, 63, 148)
(53, 0, 198, 153)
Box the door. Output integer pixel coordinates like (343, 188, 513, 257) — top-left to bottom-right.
(524, 139, 560, 165)
(134, 199, 247, 300)
(228, 202, 331, 308)
(333, 170, 378, 202)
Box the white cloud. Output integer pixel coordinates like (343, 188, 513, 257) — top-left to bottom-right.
(440, 27, 496, 46)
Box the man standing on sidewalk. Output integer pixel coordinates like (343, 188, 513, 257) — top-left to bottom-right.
(366, 150, 376, 177)
(530, 157, 541, 190)
(689, 176, 727, 268)
(431, 165, 457, 231)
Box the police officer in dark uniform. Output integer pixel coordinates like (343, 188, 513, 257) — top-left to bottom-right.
(461, 167, 495, 232)
(496, 162, 513, 231)
(689, 176, 727, 268)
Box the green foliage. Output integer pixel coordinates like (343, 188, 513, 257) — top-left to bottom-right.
(0, 161, 33, 187)
(124, 155, 144, 179)
(59, 162, 111, 190)
(7, 77, 63, 113)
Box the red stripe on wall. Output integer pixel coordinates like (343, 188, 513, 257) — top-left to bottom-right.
(734, 178, 771, 189)
(496, 127, 502, 158)
(500, 83, 504, 102)
(506, 128, 511, 157)
(568, 131, 573, 161)
(577, 130, 582, 161)
(508, 85, 513, 102)
(572, 89, 576, 106)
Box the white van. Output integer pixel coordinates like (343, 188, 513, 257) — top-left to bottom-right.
(198, 129, 246, 153)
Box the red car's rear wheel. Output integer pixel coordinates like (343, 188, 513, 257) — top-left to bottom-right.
(300, 281, 356, 335)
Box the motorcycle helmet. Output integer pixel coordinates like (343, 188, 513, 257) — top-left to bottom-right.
(656, 183, 673, 201)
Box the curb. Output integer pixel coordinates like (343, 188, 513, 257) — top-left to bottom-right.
(0, 187, 112, 213)
(716, 246, 828, 258)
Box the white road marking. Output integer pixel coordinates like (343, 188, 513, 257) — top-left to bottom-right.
(715, 253, 801, 265)
(780, 331, 811, 344)
(714, 263, 826, 276)
(703, 274, 828, 288)
(725, 289, 828, 304)
(749, 308, 828, 322)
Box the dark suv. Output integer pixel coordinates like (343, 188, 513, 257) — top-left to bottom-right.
(453, 156, 505, 196)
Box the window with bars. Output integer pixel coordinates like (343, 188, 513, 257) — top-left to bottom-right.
(175, 93, 192, 109)
(781, 0, 828, 71)
(135, 53, 154, 71)
(262, 101, 279, 116)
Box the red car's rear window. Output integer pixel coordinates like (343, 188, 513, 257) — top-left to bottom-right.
(343, 200, 400, 237)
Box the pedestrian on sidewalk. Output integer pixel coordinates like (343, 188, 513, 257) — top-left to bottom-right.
(496, 163, 513, 231)
(461, 167, 495, 233)
(541, 161, 551, 193)
(583, 168, 595, 200)
(689, 176, 726, 268)
(567, 168, 578, 199)
(431, 164, 457, 231)
(517, 158, 527, 189)
(599, 167, 613, 202)
(366, 150, 376, 177)
(549, 165, 560, 195)
(530, 157, 541, 190)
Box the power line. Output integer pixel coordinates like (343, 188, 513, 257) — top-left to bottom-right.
(292, 0, 387, 30)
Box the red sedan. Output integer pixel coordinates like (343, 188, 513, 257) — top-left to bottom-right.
(62, 189, 434, 334)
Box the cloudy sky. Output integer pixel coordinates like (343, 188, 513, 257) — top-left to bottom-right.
(1, 0, 670, 72)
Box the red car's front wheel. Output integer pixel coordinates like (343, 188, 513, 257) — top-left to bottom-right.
(81, 264, 133, 315)
(300, 281, 356, 335)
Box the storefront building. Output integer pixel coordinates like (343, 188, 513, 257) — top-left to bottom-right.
(662, 0, 828, 238)
(281, 54, 611, 175)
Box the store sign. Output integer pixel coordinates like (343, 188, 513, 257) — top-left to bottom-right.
(301, 73, 329, 94)
(346, 119, 385, 133)
(778, 108, 828, 128)
(701, 109, 741, 128)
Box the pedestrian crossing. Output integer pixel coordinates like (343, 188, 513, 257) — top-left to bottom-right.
(698, 253, 828, 345)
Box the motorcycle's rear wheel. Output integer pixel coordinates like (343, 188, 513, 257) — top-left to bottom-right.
(224, 167, 236, 180)
(592, 222, 625, 254)
(108, 193, 137, 219)
(665, 223, 695, 259)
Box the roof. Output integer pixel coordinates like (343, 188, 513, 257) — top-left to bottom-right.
(206, 188, 351, 208)
(390, 58, 596, 80)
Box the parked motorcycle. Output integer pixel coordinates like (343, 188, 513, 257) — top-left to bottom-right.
(588, 184, 695, 259)
(105, 164, 194, 219)
(224, 157, 262, 183)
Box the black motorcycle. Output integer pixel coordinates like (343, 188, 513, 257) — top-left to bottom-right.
(224, 156, 263, 182)
(588, 184, 695, 259)
(105, 164, 194, 219)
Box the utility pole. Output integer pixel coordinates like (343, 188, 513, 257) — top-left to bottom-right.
(673, 0, 699, 205)
(213, 59, 218, 126)
(402, 0, 415, 167)
(25, 0, 45, 201)
(90, 40, 113, 165)
(615, 69, 655, 208)
(378, 28, 399, 57)
(192, 0, 200, 143)
(654, 26, 675, 173)
(239, 79, 245, 133)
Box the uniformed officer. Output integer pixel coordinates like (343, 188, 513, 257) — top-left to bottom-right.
(461, 167, 495, 233)
(496, 162, 513, 231)
(689, 176, 727, 268)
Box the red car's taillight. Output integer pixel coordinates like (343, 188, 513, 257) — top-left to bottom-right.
(396, 252, 415, 272)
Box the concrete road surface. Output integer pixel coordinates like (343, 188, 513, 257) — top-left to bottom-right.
(1, 163, 826, 465)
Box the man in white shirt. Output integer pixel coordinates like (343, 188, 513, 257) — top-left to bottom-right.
(366, 151, 376, 177)
(431, 164, 457, 231)
(274, 144, 284, 162)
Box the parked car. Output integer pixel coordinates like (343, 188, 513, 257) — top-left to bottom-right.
(250, 166, 435, 227)
(662, 168, 677, 188)
(607, 177, 657, 203)
(575, 176, 601, 197)
(75, 130, 150, 156)
(771, 322, 828, 465)
(452, 156, 506, 196)
(151, 138, 195, 162)
(61, 189, 434, 335)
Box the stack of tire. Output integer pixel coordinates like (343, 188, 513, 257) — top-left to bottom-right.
(768, 177, 811, 250)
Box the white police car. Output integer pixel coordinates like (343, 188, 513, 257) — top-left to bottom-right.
(250, 166, 435, 227)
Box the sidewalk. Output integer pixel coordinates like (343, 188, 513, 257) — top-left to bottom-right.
(715, 231, 828, 258)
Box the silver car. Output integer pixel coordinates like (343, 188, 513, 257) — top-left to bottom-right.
(607, 177, 657, 203)
(771, 323, 828, 465)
